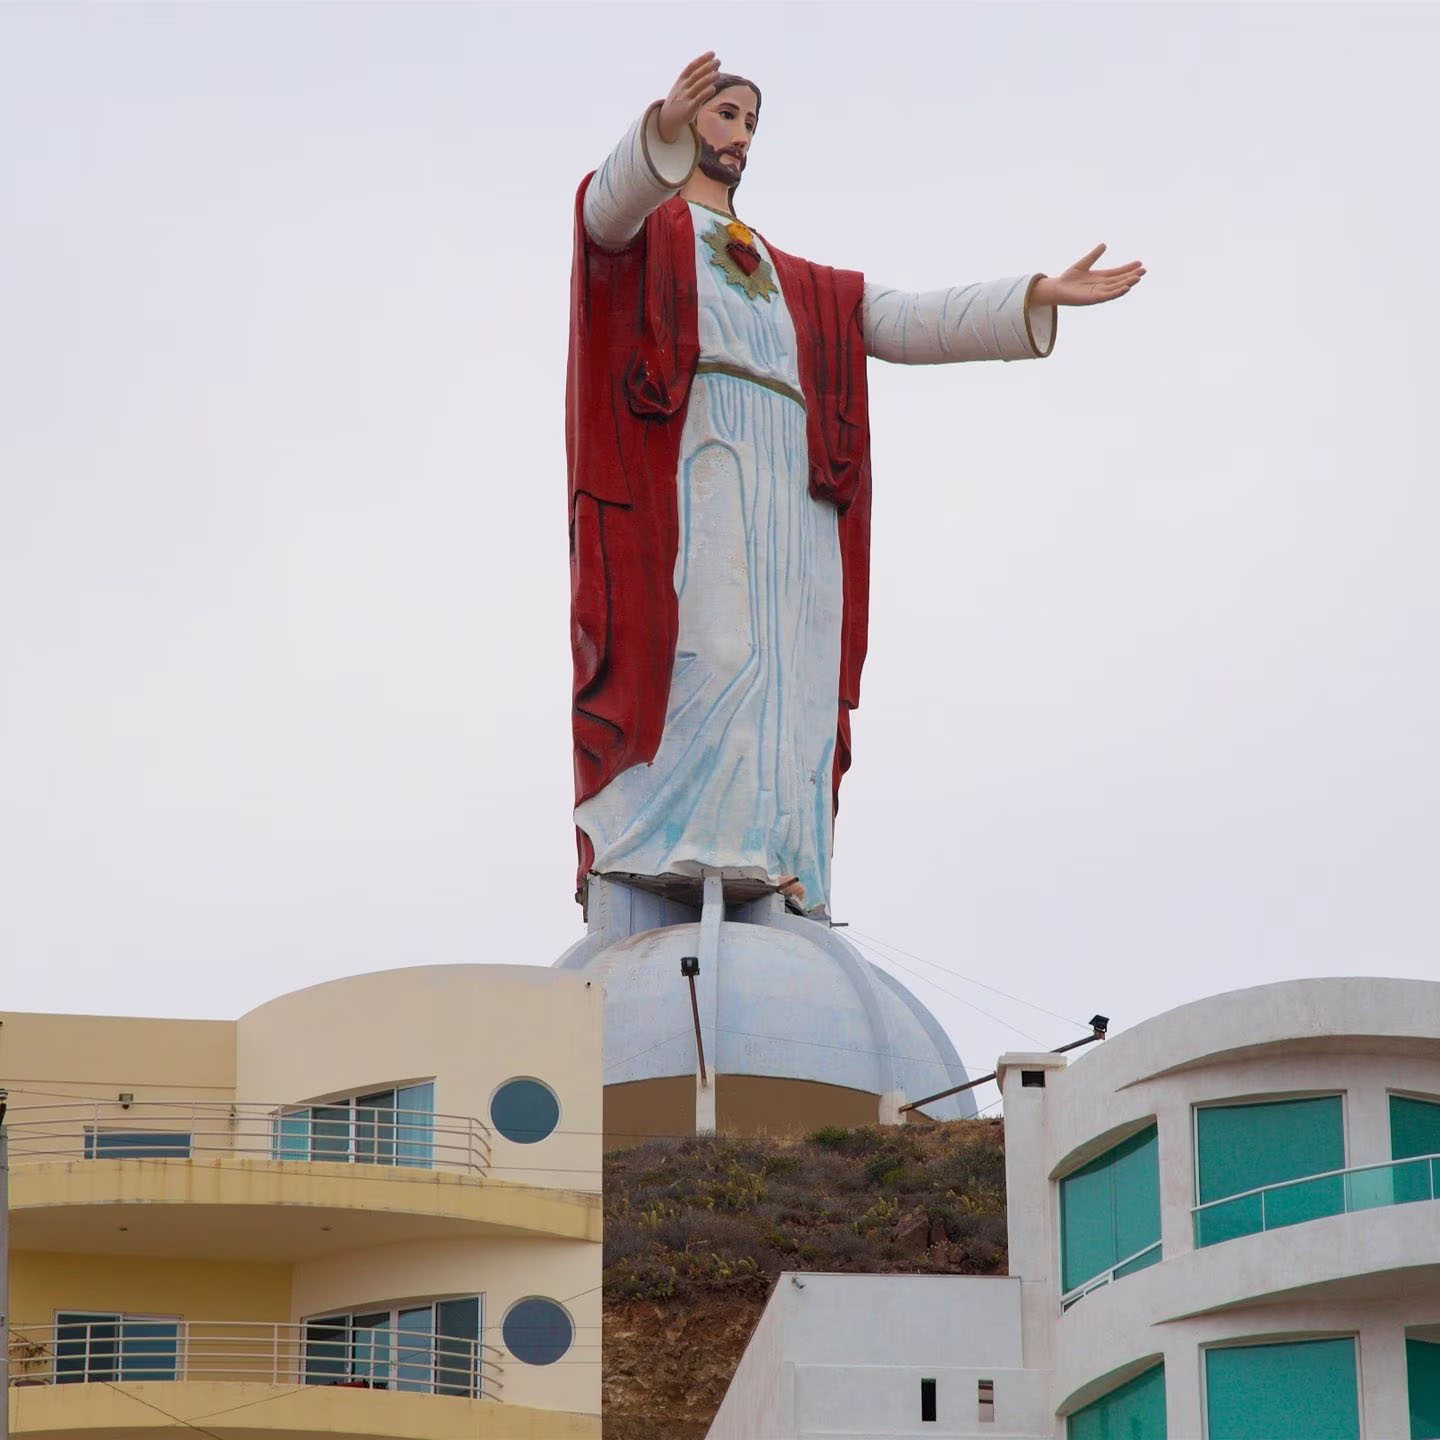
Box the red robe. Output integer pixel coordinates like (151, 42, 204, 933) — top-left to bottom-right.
(566, 180, 873, 896)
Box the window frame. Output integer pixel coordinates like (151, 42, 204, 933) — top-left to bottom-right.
(1407, 1333, 1440, 1440)
(300, 1296, 484, 1397)
(1056, 1120, 1162, 1306)
(1388, 1090, 1440, 1158)
(273, 1080, 436, 1168)
(52, 1310, 182, 1384)
(82, 1128, 193, 1159)
(1191, 1091, 1348, 1244)
(500, 1294, 577, 1367)
(1200, 1334, 1360, 1440)
(1066, 1360, 1166, 1439)
(487, 1075, 562, 1145)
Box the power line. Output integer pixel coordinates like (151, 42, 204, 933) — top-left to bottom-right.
(845, 926, 1087, 1030)
(847, 939, 1044, 1047)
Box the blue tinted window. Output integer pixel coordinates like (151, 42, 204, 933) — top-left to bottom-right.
(84, 1130, 191, 1159)
(54, 1313, 177, 1383)
(490, 1079, 559, 1144)
(502, 1298, 573, 1366)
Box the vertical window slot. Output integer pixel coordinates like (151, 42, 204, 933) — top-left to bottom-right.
(920, 1376, 937, 1422)
(979, 1377, 995, 1422)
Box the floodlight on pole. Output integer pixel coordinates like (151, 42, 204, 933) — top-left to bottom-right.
(898, 1015, 1111, 1115)
(680, 957, 707, 1085)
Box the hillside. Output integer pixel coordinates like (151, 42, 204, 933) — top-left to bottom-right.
(602, 1118, 1009, 1439)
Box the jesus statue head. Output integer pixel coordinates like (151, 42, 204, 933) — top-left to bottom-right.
(685, 74, 761, 213)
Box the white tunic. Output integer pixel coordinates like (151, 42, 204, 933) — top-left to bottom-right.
(575, 107, 1057, 911)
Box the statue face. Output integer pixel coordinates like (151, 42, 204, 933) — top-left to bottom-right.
(695, 85, 758, 188)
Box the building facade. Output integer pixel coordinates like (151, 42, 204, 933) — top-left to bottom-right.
(2, 964, 601, 1439)
(706, 977, 1440, 1438)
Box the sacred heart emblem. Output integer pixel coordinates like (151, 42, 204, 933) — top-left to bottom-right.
(702, 218, 778, 302)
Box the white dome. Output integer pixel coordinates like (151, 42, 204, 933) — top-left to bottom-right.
(559, 911, 975, 1120)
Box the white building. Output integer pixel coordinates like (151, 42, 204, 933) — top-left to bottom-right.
(706, 977, 1440, 1439)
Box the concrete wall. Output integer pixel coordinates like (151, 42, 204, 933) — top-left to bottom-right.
(0, 1010, 236, 1159)
(709, 1275, 1051, 1439)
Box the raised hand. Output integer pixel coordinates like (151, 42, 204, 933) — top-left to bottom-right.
(657, 52, 721, 145)
(1034, 245, 1146, 307)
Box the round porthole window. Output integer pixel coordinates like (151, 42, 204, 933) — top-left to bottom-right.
(502, 1297, 573, 1366)
(489, 1077, 560, 1144)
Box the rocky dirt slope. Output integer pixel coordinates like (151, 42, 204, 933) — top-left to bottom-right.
(603, 1119, 1008, 1438)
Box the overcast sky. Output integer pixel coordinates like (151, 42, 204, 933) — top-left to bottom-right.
(3, 1, 1436, 1105)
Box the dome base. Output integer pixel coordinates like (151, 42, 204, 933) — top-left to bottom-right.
(604, 1074, 885, 1149)
(556, 875, 974, 1139)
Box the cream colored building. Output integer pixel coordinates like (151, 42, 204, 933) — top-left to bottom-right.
(2, 964, 601, 1439)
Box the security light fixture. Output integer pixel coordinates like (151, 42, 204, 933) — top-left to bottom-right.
(680, 957, 706, 1082)
(118, 1093, 134, 1108)
(1089, 1015, 1109, 1037)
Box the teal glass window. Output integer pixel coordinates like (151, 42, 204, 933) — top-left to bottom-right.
(1067, 1363, 1166, 1440)
(1392, 1096, 1440, 1160)
(1411, 1338, 1440, 1440)
(273, 1082, 435, 1167)
(1060, 1125, 1160, 1295)
(1194, 1096, 1344, 1246)
(1205, 1338, 1358, 1439)
(490, 1078, 560, 1144)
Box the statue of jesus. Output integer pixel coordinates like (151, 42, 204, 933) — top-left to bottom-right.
(566, 53, 1143, 915)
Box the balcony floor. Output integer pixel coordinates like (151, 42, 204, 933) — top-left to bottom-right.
(8, 1380, 599, 1438)
(10, 1158, 600, 1260)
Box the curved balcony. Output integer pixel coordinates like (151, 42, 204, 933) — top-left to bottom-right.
(1193, 1152, 1440, 1247)
(8, 1317, 502, 1396)
(4, 1102, 598, 1258)
(4, 1100, 492, 1173)
(2, 1320, 609, 1439)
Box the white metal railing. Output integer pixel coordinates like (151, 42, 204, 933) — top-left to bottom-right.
(3, 1100, 492, 1175)
(1191, 1150, 1440, 1248)
(6, 1319, 504, 1399)
(1060, 1240, 1163, 1310)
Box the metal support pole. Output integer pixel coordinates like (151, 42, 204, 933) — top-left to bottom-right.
(681, 958, 707, 1084)
(898, 1017, 1110, 1115)
(2, 1086, 11, 1440)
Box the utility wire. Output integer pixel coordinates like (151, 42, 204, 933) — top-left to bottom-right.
(845, 925, 1086, 1029)
(848, 939, 1045, 1047)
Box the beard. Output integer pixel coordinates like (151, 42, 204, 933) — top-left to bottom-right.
(698, 138, 747, 190)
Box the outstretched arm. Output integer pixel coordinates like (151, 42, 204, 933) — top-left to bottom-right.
(582, 53, 719, 252)
(863, 276, 1057, 364)
(863, 245, 1144, 365)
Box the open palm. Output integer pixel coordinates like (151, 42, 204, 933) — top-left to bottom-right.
(1044, 244, 1145, 306)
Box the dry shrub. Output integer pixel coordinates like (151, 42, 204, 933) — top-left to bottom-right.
(605, 1118, 1006, 1303)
